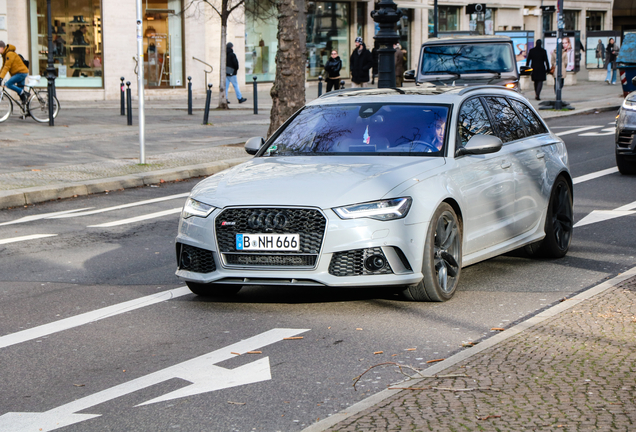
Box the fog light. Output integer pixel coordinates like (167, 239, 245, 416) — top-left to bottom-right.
(365, 254, 386, 272)
(181, 251, 192, 269)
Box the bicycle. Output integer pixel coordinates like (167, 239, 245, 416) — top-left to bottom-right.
(0, 75, 60, 123)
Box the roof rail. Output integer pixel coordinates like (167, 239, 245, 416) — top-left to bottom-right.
(318, 87, 368, 99)
(458, 85, 518, 96)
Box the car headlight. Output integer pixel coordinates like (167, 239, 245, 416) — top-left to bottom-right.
(182, 198, 215, 219)
(622, 95, 636, 111)
(333, 197, 412, 221)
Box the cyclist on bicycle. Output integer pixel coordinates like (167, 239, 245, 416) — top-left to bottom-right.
(0, 41, 29, 105)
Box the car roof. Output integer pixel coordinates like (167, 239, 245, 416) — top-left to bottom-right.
(309, 85, 522, 106)
(422, 35, 512, 45)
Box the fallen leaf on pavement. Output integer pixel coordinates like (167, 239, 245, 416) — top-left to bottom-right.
(477, 415, 501, 420)
(283, 336, 304, 340)
(73, 384, 85, 387)
(426, 358, 445, 363)
(490, 328, 505, 331)
(231, 352, 240, 355)
(356, 328, 363, 331)
(247, 351, 262, 354)
(373, 351, 383, 355)
(406, 348, 416, 351)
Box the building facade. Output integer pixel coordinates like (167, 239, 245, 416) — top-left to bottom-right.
(1, 0, 621, 101)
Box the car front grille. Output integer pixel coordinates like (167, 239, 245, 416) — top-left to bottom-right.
(215, 207, 327, 268)
(329, 247, 393, 276)
(177, 243, 217, 273)
(617, 130, 635, 149)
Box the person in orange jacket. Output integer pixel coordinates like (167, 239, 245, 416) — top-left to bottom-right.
(0, 41, 30, 105)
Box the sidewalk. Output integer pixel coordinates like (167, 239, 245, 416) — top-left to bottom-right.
(304, 268, 636, 432)
(0, 79, 625, 210)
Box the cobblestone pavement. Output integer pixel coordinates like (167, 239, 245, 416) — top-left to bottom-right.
(325, 276, 636, 432)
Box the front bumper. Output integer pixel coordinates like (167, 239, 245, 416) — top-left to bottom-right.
(175, 206, 427, 288)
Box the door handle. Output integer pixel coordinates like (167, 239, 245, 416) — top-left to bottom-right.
(501, 161, 512, 169)
(536, 152, 546, 159)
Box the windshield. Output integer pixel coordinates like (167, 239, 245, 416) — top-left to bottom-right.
(262, 104, 450, 157)
(421, 43, 515, 75)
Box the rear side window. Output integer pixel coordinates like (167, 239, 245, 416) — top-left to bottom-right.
(484, 97, 526, 143)
(510, 99, 548, 136)
(421, 43, 515, 75)
(458, 98, 495, 147)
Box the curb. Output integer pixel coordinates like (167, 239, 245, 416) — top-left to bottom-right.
(0, 157, 251, 210)
(301, 265, 636, 432)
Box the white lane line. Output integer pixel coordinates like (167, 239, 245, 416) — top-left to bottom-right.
(0, 287, 191, 349)
(555, 126, 602, 136)
(572, 167, 619, 184)
(50, 192, 189, 219)
(0, 208, 93, 227)
(0, 234, 58, 245)
(87, 208, 182, 228)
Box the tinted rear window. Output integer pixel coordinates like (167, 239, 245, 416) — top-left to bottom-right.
(421, 43, 515, 75)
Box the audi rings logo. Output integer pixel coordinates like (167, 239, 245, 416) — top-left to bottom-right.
(248, 211, 289, 230)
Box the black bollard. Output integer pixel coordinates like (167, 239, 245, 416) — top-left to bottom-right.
(203, 83, 212, 125)
(126, 81, 132, 126)
(253, 76, 258, 115)
(318, 75, 323, 97)
(187, 76, 193, 115)
(340, 80, 345, 89)
(120, 77, 125, 116)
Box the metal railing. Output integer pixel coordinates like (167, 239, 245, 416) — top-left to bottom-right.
(193, 56, 213, 89)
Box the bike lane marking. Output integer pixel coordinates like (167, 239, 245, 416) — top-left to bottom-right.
(572, 166, 619, 184)
(554, 126, 602, 136)
(0, 234, 57, 244)
(87, 208, 182, 227)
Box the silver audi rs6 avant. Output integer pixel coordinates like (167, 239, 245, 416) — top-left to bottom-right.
(175, 85, 573, 301)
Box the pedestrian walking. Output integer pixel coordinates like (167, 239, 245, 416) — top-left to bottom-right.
(394, 43, 407, 87)
(526, 39, 550, 100)
(596, 39, 605, 68)
(324, 49, 342, 92)
(550, 41, 568, 94)
(605, 38, 618, 85)
(350, 37, 372, 88)
(225, 42, 247, 104)
(0, 41, 29, 105)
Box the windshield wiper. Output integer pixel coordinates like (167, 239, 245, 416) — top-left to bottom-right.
(423, 71, 461, 78)
(466, 69, 501, 77)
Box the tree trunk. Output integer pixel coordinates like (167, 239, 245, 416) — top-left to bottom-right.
(217, 1, 229, 109)
(267, 0, 306, 137)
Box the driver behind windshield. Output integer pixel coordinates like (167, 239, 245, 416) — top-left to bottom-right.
(431, 118, 446, 150)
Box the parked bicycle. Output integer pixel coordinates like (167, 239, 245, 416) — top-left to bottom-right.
(0, 75, 60, 123)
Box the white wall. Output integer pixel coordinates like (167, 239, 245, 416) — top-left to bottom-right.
(0, 0, 7, 44)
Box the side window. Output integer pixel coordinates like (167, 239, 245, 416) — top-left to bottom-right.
(458, 98, 495, 147)
(511, 99, 548, 136)
(484, 97, 527, 143)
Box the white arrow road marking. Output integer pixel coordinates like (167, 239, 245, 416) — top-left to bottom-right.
(87, 208, 182, 227)
(0, 287, 191, 349)
(575, 200, 636, 228)
(0, 328, 309, 432)
(0, 234, 57, 245)
(49, 193, 189, 219)
(572, 167, 619, 184)
(0, 208, 94, 227)
(555, 126, 602, 136)
(579, 126, 616, 136)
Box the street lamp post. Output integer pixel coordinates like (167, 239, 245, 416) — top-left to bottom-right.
(371, 0, 403, 89)
(555, 0, 564, 110)
(46, 0, 56, 126)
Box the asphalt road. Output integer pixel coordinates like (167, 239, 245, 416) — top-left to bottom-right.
(0, 110, 634, 432)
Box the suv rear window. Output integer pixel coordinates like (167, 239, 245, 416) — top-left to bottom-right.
(421, 44, 515, 75)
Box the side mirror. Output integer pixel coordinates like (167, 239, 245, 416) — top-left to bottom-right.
(519, 66, 533, 76)
(632, 76, 636, 86)
(455, 134, 503, 157)
(403, 69, 415, 81)
(245, 137, 265, 155)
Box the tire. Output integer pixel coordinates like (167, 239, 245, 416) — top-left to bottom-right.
(186, 281, 242, 297)
(616, 151, 636, 175)
(401, 203, 462, 302)
(27, 91, 60, 123)
(525, 176, 573, 258)
(0, 92, 13, 123)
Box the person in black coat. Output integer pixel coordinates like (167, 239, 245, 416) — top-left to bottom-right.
(324, 49, 342, 92)
(225, 42, 247, 104)
(525, 39, 550, 101)
(350, 37, 373, 87)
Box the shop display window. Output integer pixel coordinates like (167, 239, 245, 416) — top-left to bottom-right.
(245, 5, 277, 82)
(470, 8, 494, 35)
(143, 0, 184, 88)
(29, 0, 102, 88)
(307, 2, 349, 79)
(429, 6, 460, 34)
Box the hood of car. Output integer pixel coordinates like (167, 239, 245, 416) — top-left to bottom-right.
(189, 156, 446, 209)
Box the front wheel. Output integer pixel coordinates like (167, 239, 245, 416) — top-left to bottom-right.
(616, 151, 636, 175)
(27, 91, 60, 123)
(0, 92, 13, 123)
(401, 203, 462, 302)
(186, 281, 242, 297)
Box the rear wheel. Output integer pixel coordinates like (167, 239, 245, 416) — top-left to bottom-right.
(401, 203, 462, 302)
(616, 151, 636, 175)
(27, 90, 60, 123)
(186, 281, 242, 297)
(0, 92, 13, 123)
(525, 176, 573, 258)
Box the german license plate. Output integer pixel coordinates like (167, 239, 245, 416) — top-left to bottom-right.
(236, 234, 300, 251)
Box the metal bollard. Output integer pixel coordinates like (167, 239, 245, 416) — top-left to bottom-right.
(203, 83, 212, 125)
(318, 75, 323, 97)
(120, 77, 125, 115)
(126, 81, 132, 126)
(253, 76, 258, 115)
(187, 76, 193, 115)
(340, 80, 345, 89)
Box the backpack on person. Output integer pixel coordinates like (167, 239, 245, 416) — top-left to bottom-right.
(17, 53, 29, 69)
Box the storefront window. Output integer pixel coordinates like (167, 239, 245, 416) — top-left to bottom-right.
(356, 2, 365, 38)
(563, 10, 578, 31)
(429, 6, 460, 34)
(29, 0, 102, 88)
(470, 8, 494, 35)
(307, 2, 349, 79)
(397, 9, 411, 66)
(245, 6, 277, 82)
(586, 11, 604, 31)
(142, 0, 184, 88)
(543, 11, 553, 32)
